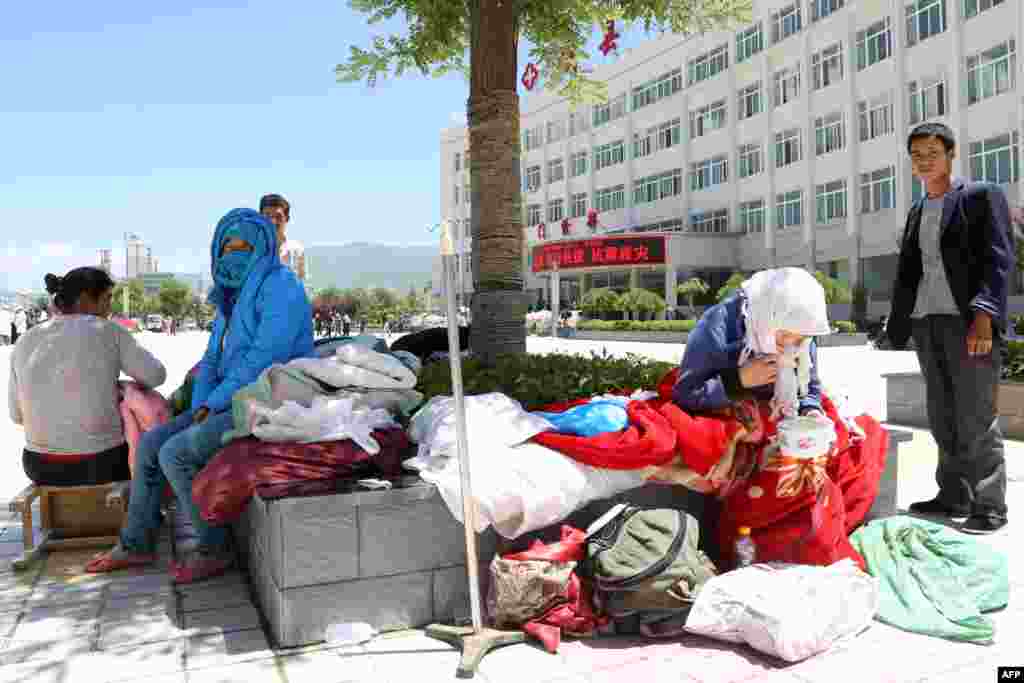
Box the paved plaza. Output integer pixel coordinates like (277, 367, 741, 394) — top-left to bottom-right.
(0, 333, 1020, 682)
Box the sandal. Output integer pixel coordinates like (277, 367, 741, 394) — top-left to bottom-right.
(85, 544, 156, 573)
(170, 551, 233, 585)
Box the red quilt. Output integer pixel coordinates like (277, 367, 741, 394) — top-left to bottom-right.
(192, 429, 408, 525)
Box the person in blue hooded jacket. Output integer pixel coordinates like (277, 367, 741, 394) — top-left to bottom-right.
(87, 208, 313, 582)
(672, 268, 831, 421)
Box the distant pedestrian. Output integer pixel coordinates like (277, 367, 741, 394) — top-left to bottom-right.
(342, 313, 352, 337)
(887, 122, 1011, 535)
(359, 318, 367, 334)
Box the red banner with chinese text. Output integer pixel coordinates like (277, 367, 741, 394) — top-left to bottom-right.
(531, 235, 666, 273)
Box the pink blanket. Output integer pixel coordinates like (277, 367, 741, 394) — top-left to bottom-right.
(118, 381, 171, 476)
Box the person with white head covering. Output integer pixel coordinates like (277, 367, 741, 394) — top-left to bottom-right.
(672, 268, 831, 419)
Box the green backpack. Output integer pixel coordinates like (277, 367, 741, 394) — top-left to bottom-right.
(580, 505, 718, 634)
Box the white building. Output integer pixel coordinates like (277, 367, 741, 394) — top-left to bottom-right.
(99, 249, 112, 274)
(440, 0, 1022, 312)
(126, 235, 148, 279)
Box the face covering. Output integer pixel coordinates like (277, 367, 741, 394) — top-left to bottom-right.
(214, 249, 252, 289)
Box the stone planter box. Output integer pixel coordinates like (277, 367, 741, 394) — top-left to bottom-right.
(572, 330, 690, 344)
(815, 333, 869, 348)
(885, 372, 1024, 439)
(235, 420, 912, 648)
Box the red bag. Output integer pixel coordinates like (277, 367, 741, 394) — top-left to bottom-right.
(192, 429, 407, 525)
(530, 400, 677, 470)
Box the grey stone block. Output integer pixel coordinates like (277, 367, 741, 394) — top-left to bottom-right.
(358, 499, 467, 578)
(275, 496, 358, 588)
(866, 427, 912, 521)
(432, 562, 490, 625)
(272, 571, 434, 648)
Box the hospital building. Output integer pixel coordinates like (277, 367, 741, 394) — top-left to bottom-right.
(438, 0, 1022, 311)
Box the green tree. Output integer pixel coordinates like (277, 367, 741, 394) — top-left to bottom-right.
(676, 277, 708, 316)
(158, 279, 191, 321)
(111, 279, 146, 317)
(716, 272, 747, 302)
(579, 287, 621, 320)
(813, 271, 852, 304)
(620, 289, 665, 320)
(338, 0, 751, 361)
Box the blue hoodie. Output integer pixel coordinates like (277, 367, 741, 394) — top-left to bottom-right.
(191, 208, 314, 414)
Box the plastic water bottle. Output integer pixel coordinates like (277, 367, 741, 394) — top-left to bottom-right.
(734, 526, 757, 569)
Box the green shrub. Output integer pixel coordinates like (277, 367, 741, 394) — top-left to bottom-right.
(1003, 340, 1024, 381)
(579, 287, 622, 318)
(833, 320, 858, 334)
(1012, 314, 1024, 336)
(577, 319, 696, 332)
(416, 351, 674, 409)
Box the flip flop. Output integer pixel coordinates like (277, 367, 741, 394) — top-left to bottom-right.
(171, 552, 233, 585)
(85, 545, 156, 573)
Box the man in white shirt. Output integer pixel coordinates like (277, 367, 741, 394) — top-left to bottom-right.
(259, 193, 290, 251)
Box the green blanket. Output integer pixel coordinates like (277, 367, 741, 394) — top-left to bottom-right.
(850, 517, 1009, 644)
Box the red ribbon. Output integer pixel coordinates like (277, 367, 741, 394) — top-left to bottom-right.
(522, 63, 540, 91)
(599, 20, 620, 56)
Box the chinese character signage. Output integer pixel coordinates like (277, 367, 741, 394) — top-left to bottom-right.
(531, 235, 666, 273)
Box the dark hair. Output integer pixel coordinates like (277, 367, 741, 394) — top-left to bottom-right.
(259, 194, 290, 220)
(907, 122, 956, 155)
(44, 267, 115, 313)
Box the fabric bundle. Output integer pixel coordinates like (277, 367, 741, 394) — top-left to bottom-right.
(118, 381, 171, 476)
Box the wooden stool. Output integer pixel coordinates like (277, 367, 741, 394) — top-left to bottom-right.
(8, 481, 130, 571)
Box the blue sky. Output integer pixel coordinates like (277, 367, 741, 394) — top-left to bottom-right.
(0, 1, 636, 291)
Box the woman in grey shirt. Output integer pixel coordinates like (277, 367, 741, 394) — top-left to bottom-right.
(9, 267, 167, 486)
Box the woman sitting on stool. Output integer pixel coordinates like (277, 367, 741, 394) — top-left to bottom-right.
(9, 267, 167, 487)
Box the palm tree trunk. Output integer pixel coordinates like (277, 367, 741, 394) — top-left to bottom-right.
(467, 0, 529, 363)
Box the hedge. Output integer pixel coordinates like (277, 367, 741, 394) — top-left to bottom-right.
(577, 319, 697, 332)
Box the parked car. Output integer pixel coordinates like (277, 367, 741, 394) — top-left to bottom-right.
(145, 314, 165, 332)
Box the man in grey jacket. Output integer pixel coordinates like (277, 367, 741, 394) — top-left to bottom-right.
(887, 122, 1012, 534)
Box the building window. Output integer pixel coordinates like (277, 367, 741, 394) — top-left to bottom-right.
(635, 169, 683, 204)
(963, 0, 1005, 20)
(690, 209, 730, 234)
(738, 82, 763, 120)
(860, 166, 897, 213)
(569, 109, 590, 136)
(633, 218, 685, 233)
(464, 183, 470, 204)
(737, 23, 764, 63)
(908, 76, 947, 124)
(739, 199, 766, 233)
(547, 158, 564, 184)
(772, 4, 803, 43)
(773, 64, 802, 106)
(966, 40, 1016, 106)
(632, 68, 683, 110)
(592, 95, 627, 127)
(810, 0, 845, 22)
(811, 43, 845, 90)
(689, 100, 728, 139)
(690, 156, 729, 191)
(656, 118, 682, 151)
(775, 128, 802, 167)
(523, 125, 544, 151)
(738, 143, 764, 178)
(609, 94, 627, 120)
(815, 112, 845, 156)
(594, 184, 626, 212)
(856, 18, 892, 71)
(571, 192, 587, 218)
(546, 119, 565, 144)
(905, 0, 946, 47)
(859, 92, 894, 140)
(547, 199, 564, 223)
(633, 128, 653, 159)
(454, 153, 461, 172)
(525, 165, 541, 192)
(527, 204, 542, 226)
(688, 45, 729, 85)
(570, 150, 588, 177)
(594, 140, 626, 171)
(776, 189, 804, 228)
(815, 179, 848, 223)
(911, 176, 926, 203)
(968, 131, 1020, 184)
(453, 185, 459, 204)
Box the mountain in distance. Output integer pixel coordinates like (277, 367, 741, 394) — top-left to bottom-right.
(305, 242, 437, 292)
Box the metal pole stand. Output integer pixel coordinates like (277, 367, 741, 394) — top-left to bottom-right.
(424, 221, 530, 678)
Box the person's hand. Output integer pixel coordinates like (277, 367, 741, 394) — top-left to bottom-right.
(967, 311, 993, 356)
(739, 356, 778, 388)
(193, 407, 210, 424)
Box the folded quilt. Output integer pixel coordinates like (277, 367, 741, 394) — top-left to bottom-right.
(250, 396, 396, 454)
